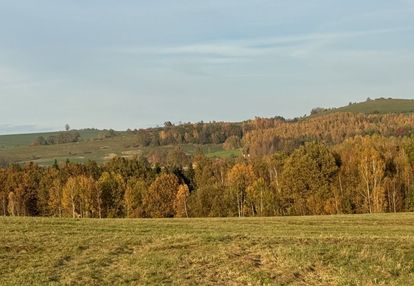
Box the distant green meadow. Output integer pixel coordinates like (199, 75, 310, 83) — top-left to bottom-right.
(0, 129, 240, 166)
(1, 214, 414, 285)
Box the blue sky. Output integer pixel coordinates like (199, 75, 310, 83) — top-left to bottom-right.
(0, 0, 413, 134)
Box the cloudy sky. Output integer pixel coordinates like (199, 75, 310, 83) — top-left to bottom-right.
(0, 0, 413, 134)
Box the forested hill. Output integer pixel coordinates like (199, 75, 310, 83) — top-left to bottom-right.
(133, 98, 414, 157)
(1, 97, 414, 166)
(134, 98, 414, 148)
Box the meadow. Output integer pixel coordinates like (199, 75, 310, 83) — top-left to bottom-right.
(0, 130, 240, 166)
(1, 213, 414, 285)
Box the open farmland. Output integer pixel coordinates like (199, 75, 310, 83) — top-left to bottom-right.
(0, 131, 240, 166)
(1, 214, 414, 285)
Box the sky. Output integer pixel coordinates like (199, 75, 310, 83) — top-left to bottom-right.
(0, 0, 414, 134)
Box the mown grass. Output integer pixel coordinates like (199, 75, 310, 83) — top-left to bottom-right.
(1, 214, 414, 285)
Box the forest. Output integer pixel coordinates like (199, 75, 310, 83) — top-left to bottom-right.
(2, 109, 414, 218)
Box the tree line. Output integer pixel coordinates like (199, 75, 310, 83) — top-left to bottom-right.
(133, 112, 414, 156)
(2, 134, 414, 218)
(32, 131, 81, 146)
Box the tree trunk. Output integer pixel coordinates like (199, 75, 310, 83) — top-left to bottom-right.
(236, 192, 241, 217)
(2, 195, 5, 216)
(393, 181, 397, 213)
(366, 180, 372, 214)
(338, 173, 344, 213)
(260, 188, 263, 217)
(184, 198, 189, 218)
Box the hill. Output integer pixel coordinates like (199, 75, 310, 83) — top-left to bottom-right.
(0, 129, 240, 166)
(337, 98, 414, 114)
(313, 98, 414, 116)
(1, 98, 414, 166)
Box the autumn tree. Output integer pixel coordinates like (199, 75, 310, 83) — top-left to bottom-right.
(124, 178, 147, 218)
(97, 172, 125, 218)
(37, 167, 60, 216)
(143, 173, 179, 218)
(174, 184, 190, 218)
(48, 178, 64, 217)
(281, 142, 338, 215)
(188, 155, 232, 217)
(358, 138, 386, 213)
(78, 176, 96, 218)
(62, 177, 80, 218)
(0, 169, 7, 216)
(223, 135, 241, 150)
(246, 178, 269, 216)
(227, 163, 256, 217)
(166, 147, 190, 168)
(7, 191, 16, 216)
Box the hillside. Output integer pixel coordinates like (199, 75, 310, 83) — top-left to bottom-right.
(0, 128, 240, 166)
(314, 98, 414, 116)
(338, 98, 414, 114)
(1, 98, 414, 166)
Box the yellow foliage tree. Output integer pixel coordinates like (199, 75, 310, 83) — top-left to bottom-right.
(358, 139, 386, 213)
(143, 173, 179, 218)
(124, 179, 146, 218)
(174, 184, 190, 218)
(62, 177, 79, 218)
(227, 163, 256, 217)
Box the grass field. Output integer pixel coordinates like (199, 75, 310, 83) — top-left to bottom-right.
(1, 214, 414, 285)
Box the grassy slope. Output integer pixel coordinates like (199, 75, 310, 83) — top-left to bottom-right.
(0, 133, 140, 165)
(0, 127, 241, 165)
(0, 134, 239, 166)
(1, 214, 414, 285)
(318, 98, 414, 116)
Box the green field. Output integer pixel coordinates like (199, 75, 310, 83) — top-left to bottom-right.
(1, 214, 414, 285)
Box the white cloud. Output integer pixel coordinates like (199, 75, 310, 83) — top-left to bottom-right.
(110, 26, 414, 61)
